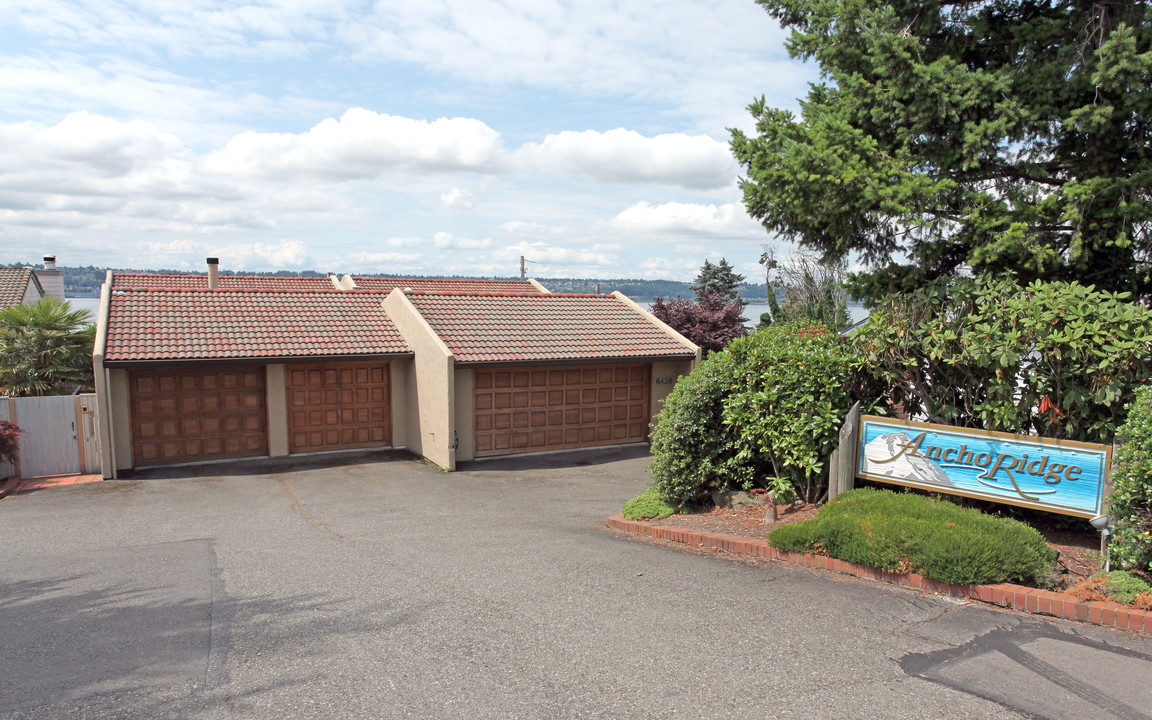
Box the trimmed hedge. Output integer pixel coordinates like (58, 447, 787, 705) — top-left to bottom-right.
(769, 488, 1057, 585)
(622, 488, 677, 521)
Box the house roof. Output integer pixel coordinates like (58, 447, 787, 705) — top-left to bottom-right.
(102, 288, 411, 363)
(406, 292, 696, 363)
(0, 267, 42, 308)
(111, 273, 543, 294)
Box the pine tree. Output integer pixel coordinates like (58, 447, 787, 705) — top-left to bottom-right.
(731, 1, 1152, 302)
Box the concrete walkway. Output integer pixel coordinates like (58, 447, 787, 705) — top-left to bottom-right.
(1, 448, 1149, 719)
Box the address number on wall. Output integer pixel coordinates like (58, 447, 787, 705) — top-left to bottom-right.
(654, 377, 677, 385)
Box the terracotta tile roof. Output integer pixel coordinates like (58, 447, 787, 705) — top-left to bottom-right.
(406, 292, 696, 363)
(112, 273, 334, 291)
(353, 277, 542, 293)
(103, 288, 411, 362)
(0, 267, 41, 307)
(111, 273, 543, 294)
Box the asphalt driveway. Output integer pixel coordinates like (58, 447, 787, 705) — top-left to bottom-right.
(1, 447, 1150, 719)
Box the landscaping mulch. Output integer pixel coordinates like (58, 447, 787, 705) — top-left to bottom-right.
(647, 501, 1104, 586)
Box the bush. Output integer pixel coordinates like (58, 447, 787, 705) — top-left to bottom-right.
(649, 353, 752, 506)
(769, 488, 1057, 585)
(621, 488, 677, 521)
(1108, 385, 1152, 572)
(852, 276, 1152, 442)
(0, 420, 21, 465)
(722, 324, 862, 503)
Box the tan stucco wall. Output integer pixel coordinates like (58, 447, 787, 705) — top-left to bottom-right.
(384, 290, 456, 469)
(454, 366, 475, 462)
(650, 359, 695, 429)
(109, 368, 132, 473)
(388, 358, 410, 450)
(265, 364, 289, 456)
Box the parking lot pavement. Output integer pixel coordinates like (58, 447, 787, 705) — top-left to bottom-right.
(1, 447, 1150, 719)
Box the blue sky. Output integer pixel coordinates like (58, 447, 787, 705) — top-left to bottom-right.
(1, 0, 816, 281)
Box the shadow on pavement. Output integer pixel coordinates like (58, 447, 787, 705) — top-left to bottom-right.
(457, 444, 651, 473)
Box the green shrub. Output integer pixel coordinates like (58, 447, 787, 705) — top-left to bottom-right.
(852, 276, 1152, 442)
(621, 488, 677, 521)
(722, 324, 862, 503)
(648, 353, 755, 505)
(1097, 571, 1152, 604)
(769, 488, 1057, 585)
(1108, 385, 1152, 573)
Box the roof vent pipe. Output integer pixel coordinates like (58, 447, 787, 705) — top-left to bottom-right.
(207, 257, 219, 290)
(43, 255, 56, 270)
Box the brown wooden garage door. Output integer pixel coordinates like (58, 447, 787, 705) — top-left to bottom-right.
(130, 366, 268, 466)
(474, 363, 650, 458)
(286, 362, 392, 453)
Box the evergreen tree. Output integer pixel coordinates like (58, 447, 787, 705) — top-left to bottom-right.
(690, 258, 746, 304)
(730, 1, 1152, 303)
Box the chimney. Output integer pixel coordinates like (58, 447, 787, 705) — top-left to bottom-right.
(35, 254, 65, 299)
(207, 257, 219, 290)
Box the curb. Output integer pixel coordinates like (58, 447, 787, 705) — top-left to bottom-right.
(607, 514, 1152, 634)
(0, 476, 21, 500)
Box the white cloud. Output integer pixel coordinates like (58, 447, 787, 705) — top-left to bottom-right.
(204, 108, 511, 180)
(517, 129, 737, 189)
(433, 232, 491, 250)
(498, 221, 565, 237)
(144, 238, 312, 270)
(440, 188, 475, 209)
(507, 240, 615, 269)
(639, 256, 702, 280)
(611, 201, 763, 236)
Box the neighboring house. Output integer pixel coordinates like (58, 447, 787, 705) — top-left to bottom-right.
(92, 261, 699, 477)
(0, 255, 68, 309)
(0, 267, 44, 308)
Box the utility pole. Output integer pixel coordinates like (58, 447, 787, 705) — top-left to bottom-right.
(519, 255, 538, 280)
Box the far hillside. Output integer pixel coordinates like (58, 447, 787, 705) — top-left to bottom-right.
(10, 264, 771, 300)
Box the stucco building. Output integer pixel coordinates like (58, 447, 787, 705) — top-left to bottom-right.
(92, 261, 699, 477)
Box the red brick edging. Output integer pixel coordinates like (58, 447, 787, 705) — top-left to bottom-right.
(607, 514, 1152, 634)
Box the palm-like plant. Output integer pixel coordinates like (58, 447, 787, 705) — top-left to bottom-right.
(0, 297, 95, 396)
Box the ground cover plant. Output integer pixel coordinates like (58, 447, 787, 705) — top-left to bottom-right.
(768, 488, 1057, 585)
(1067, 572, 1152, 608)
(621, 488, 676, 521)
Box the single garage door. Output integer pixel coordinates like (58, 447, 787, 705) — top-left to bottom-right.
(474, 363, 650, 458)
(286, 362, 392, 453)
(130, 366, 268, 466)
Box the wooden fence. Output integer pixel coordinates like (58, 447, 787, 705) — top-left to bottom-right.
(0, 394, 101, 479)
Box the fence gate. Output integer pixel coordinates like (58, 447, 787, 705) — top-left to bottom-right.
(0, 394, 101, 478)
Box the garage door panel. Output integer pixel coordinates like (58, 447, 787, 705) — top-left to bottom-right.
(475, 363, 650, 457)
(286, 362, 392, 454)
(130, 365, 267, 466)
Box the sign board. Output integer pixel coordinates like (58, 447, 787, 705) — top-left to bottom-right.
(856, 416, 1111, 518)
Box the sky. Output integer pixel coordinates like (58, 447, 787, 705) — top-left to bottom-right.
(0, 0, 817, 282)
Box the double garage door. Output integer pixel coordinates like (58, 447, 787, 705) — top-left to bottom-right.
(130, 362, 392, 467)
(130, 366, 268, 466)
(473, 363, 650, 458)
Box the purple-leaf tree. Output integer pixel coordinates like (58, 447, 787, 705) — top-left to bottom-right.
(652, 292, 747, 354)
